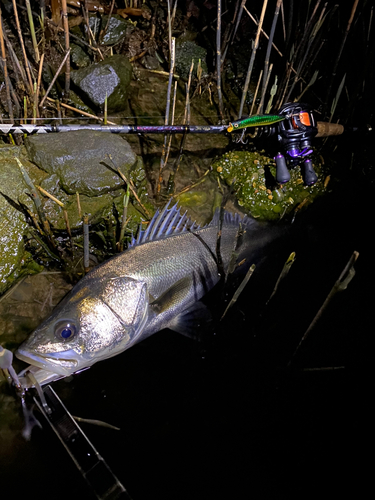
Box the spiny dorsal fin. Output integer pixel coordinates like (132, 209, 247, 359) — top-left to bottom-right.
(129, 202, 259, 248)
(129, 200, 202, 248)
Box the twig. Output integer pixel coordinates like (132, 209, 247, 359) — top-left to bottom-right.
(36, 184, 73, 250)
(39, 49, 71, 108)
(45, 97, 116, 124)
(110, 157, 151, 218)
(172, 169, 210, 198)
(15, 158, 55, 245)
(288, 250, 359, 366)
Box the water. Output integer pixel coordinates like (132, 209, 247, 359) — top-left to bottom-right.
(0, 179, 369, 499)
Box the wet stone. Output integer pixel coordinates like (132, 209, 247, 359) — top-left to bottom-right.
(175, 40, 208, 80)
(0, 149, 43, 294)
(70, 43, 91, 68)
(70, 54, 132, 113)
(25, 130, 137, 197)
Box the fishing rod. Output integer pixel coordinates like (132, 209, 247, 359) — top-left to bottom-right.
(0, 123, 228, 134)
(2, 102, 368, 185)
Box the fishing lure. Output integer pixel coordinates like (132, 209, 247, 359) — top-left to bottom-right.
(227, 114, 285, 133)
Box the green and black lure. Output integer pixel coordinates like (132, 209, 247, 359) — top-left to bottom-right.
(227, 114, 285, 133)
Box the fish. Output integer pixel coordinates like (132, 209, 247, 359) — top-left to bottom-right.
(16, 203, 283, 387)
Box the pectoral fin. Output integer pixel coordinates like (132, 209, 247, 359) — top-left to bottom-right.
(168, 302, 212, 339)
(150, 277, 192, 314)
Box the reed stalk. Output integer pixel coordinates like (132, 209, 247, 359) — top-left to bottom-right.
(243, 5, 283, 57)
(119, 184, 130, 252)
(220, 0, 240, 65)
(238, 0, 268, 119)
(276, 0, 322, 109)
(249, 70, 263, 116)
(216, 0, 224, 121)
(76, 192, 82, 219)
(0, 9, 13, 121)
(83, 215, 90, 273)
(323, 0, 359, 118)
(2, 25, 28, 89)
(35, 53, 45, 119)
(264, 71, 277, 114)
(25, 0, 40, 63)
(11, 0, 34, 94)
(101, 0, 116, 44)
(164, 80, 178, 167)
(260, 0, 282, 110)
(104, 94, 108, 125)
(157, 34, 175, 197)
(221, 264, 256, 320)
(257, 64, 273, 113)
(288, 251, 359, 366)
(167, 61, 194, 195)
(285, 1, 327, 103)
(59, 0, 70, 97)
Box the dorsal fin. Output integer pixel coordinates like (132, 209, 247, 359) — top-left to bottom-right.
(129, 200, 202, 248)
(209, 207, 259, 231)
(129, 202, 259, 248)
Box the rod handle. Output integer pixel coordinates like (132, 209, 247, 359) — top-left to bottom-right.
(316, 122, 344, 137)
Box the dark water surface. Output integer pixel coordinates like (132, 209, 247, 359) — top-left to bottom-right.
(0, 173, 370, 499)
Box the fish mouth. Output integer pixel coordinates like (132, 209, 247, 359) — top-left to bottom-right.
(16, 348, 79, 376)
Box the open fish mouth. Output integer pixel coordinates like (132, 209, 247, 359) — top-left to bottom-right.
(16, 348, 79, 376)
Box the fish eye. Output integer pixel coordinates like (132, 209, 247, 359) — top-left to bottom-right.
(55, 320, 77, 341)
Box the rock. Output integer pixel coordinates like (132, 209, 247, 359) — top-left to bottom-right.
(70, 54, 132, 112)
(213, 151, 328, 221)
(25, 130, 138, 197)
(100, 15, 134, 46)
(175, 40, 208, 80)
(0, 147, 43, 295)
(70, 43, 91, 68)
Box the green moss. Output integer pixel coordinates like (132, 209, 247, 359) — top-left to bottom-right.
(212, 150, 328, 220)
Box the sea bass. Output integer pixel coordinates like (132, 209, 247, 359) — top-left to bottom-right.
(16, 203, 281, 386)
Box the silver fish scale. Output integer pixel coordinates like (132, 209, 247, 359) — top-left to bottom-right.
(85, 223, 242, 341)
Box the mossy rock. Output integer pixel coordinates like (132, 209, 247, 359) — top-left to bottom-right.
(0, 150, 45, 295)
(213, 150, 328, 221)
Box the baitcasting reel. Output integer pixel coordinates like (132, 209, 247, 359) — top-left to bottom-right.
(248, 102, 320, 186)
(274, 102, 318, 185)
